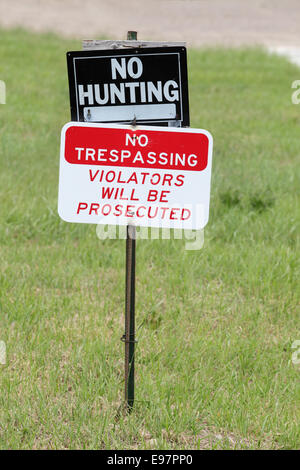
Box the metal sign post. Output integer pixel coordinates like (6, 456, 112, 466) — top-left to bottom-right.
(124, 30, 137, 412)
(124, 223, 136, 411)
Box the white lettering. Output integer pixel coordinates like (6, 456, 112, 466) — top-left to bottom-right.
(75, 147, 84, 160)
(127, 57, 143, 78)
(85, 148, 96, 161)
(125, 133, 136, 146)
(94, 84, 109, 104)
(111, 58, 127, 79)
(164, 80, 179, 102)
(147, 81, 163, 102)
(78, 84, 94, 105)
(139, 82, 146, 102)
(121, 150, 131, 162)
(110, 83, 125, 104)
(97, 149, 107, 161)
(138, 134, 148, 147)
(188, 154, 198, 167)
(125, 82, 139, 102)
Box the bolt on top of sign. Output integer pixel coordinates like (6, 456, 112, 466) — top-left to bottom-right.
(67, 47, 189, 127)
(58, 122, 213, 230)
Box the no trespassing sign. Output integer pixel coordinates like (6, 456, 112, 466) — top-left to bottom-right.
(58, 122, 213, 230)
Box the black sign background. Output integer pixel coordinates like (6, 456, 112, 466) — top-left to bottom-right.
(67, 47, 190, 127)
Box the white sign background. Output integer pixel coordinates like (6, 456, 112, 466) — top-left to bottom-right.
(58, 122, 213, 230)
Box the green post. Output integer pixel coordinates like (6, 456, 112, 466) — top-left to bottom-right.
(127, 31, 137, 41)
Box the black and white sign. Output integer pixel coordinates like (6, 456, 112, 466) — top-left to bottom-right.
(67, 47, 190, 127)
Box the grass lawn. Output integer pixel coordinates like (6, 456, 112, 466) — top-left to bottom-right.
(0, 28, 299, 450)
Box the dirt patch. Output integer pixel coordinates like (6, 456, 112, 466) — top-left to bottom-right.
(1, 0, 300, 47)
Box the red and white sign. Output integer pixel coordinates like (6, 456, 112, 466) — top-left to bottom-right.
(58, 122, 213, 229)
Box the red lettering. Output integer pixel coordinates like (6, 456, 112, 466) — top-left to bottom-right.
(150, 173, 161, 185)
(120, 188, 128, 200)
(125, 205, 135, 217)
(127, 172, 138, 184)
(162, 174, 173, 186)
(102, 187, 114, 199)
(175, 175, 185, 186)
(181, 208, 191, 220)
(102, 204, 111, 216)
(136, 206, 146, 217)
(77, 202, 88, 214)
(161, 207, 169, 218)
(148, 207, 158, 218)
(106, 171, 115, 182)
(159, 191, 170, 203)
(141, 172, 150, 184)
(170, 208, 179, 220)
(130, 189, 139, 201)
(147, 190, 158, 202)
(117, 171, 126, 184)
(89, 169, 99, 182)
(114, 204, 122, 216)
(89, 203, 100, 215)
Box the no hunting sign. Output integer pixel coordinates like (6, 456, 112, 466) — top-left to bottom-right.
(66, 47, 189, 127)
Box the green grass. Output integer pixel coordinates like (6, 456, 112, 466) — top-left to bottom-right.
(0, 28, 299, 449)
